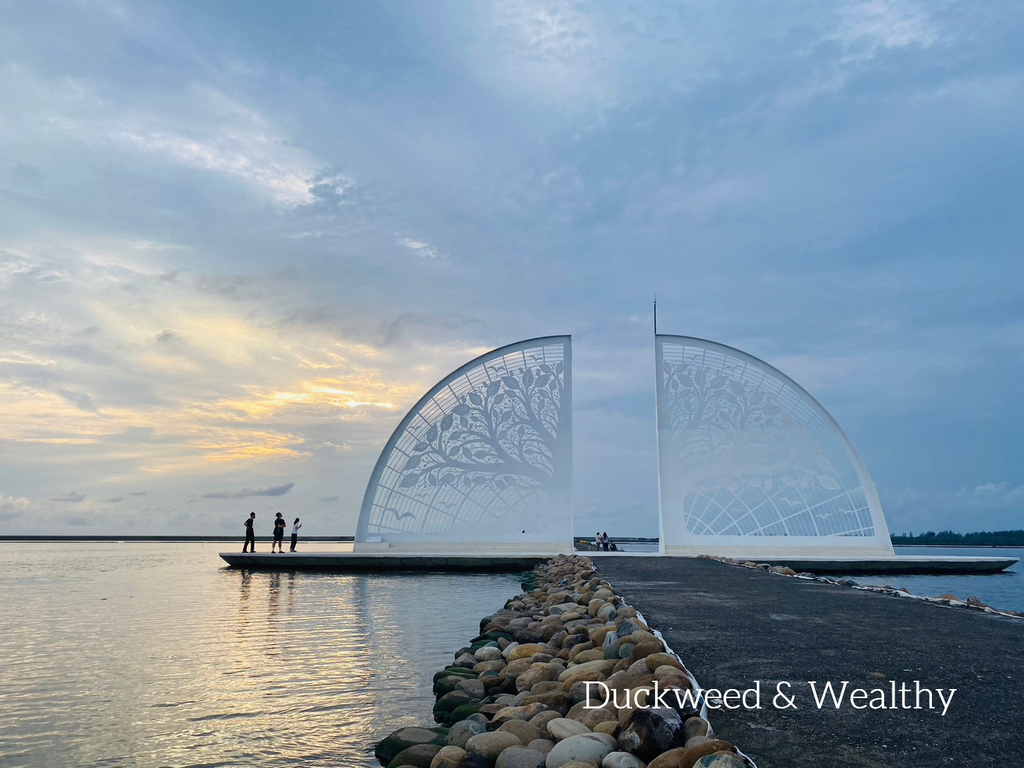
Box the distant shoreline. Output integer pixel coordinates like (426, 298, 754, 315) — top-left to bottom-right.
(0, 535, 356, 542)
(891, 530, 1024, 547)
(894, 543, 1024, 549)
(0, 534, 661, 543)
(1, 537, 1015, 549)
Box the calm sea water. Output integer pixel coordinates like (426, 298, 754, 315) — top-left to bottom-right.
(6, 542, 1020, 767)
(0, 543, 519, 768)
(847, 546, 1024, 612)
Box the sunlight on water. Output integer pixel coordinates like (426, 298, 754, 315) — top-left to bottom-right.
(1, 543, 519, 767)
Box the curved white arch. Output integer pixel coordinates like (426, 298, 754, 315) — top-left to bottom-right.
(356, 336, 572, 553)
(655, 335, 893, 557)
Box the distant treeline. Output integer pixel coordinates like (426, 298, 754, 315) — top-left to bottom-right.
(891, 530, 1024, 546)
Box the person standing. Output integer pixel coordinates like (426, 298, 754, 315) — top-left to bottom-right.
(289, 518, 302, 552)
(243, 512, 256, 552)
(602, 532, 610, 552)
(594, 532, 601, 550)
(272, 512, 286, 553)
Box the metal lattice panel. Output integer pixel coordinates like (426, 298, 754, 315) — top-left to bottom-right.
(356, 336, 572, 545)
(656, 336, 892, 550)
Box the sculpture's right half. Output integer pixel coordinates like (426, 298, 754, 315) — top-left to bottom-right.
(655, 336, 894, 557)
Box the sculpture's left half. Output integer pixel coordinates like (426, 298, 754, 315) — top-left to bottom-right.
(356, 336, 573, 553)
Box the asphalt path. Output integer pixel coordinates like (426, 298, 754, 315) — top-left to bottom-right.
(595, 556, 1023, 768)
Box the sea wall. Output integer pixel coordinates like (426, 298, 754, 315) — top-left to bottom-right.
(375, 554, 752, 768)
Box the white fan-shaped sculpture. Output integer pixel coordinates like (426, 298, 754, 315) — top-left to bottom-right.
(656, 336, 893, 557)
(356, 336, 573, 553)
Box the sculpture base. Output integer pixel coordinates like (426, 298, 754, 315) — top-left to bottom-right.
(738, 555, 1019, 575)
(219, 552, 548, 572)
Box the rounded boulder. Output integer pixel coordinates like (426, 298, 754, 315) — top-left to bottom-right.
(647, 741, 736, 768)
(603, 752, 645, 768)
(545, 733, 617, 768)
(387, 743, 442, 768)
(445, 720, 486, 748)
(546, 717, 591, 741)
(430, 745, 466, 768)
(465, 732, 521, 761)
(693, 755, 748, 768)
(494, 746, 547, 768)
(376, 727, 446, 765)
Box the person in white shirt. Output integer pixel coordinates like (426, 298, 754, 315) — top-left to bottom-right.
(289, 518, 302, 552)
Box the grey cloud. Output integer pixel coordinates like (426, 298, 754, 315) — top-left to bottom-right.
(0, 492, 30, 522)
(52, 343, 115, 366)
(273, 265, 301, 281)
(104, 427, 158, 444)
(127, 491, 148, 496)
(58, 389, 97, 412)
(155, 330, 185, 353)
(51, 491, 86, 503)
(10, 162, 45, 186)
(319, 496, 339, 502)
(379, 312, 484, 346)
(274, 305, 335, 329)
(201, 482, 295, 499)
(102, 497, 124, 503)
(7, 367, 61, 388)
(194, 273, 259, 300)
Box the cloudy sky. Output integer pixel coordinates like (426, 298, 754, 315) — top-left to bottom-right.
(1, 1, 1022, 537)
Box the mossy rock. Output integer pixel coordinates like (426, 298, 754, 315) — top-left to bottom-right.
(447, 701, 484, 723)
(471, 630, 514, 644)
(374, 726, 446, 765)
(434, 691, 475, 723)
(387, 743, 442, 768)
(434, 667, 478, 684)
(435, 675, 475, 697)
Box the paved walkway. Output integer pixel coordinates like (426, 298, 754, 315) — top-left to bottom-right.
(595, 556, 1023, 767)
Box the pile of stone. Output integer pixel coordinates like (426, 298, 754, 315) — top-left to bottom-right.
(375, 554, 752, 768)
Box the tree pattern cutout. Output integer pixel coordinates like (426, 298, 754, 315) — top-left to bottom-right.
(660, 348, 873, 537)
(662, 357, 845, 494)
(398, 360, 567, 495)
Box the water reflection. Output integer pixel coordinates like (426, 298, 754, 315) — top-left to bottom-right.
(268, 571, 281, 627)
(0, 543, 519, 767)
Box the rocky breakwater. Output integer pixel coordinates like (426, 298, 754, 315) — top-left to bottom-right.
(702, 555, 1024, 619)
(375, 554, 753, 768)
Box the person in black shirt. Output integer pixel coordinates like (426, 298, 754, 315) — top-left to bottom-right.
(271, 512, 286, 553)
(243, 512, 256, 552)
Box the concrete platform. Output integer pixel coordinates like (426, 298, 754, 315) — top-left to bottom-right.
(219, 552, 546, 572)
(596, 556, 1024, 767)
(220, 551, 1017, 575)
(748, 555, 1018, 575)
